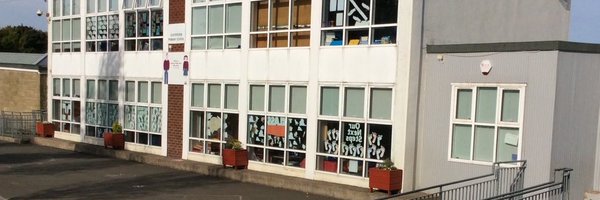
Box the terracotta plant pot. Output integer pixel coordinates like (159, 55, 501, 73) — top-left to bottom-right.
(103, 132, 125, 150)
(323, 160, 337, 173)
(222, 149, 248, 169)
(369, 168, 403, 195)
(35, 122, 55, 137)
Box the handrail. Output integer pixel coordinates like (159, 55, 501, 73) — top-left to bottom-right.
(484, 168, 572, 200)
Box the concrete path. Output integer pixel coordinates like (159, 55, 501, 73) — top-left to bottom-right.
(0, 141, 335, 200)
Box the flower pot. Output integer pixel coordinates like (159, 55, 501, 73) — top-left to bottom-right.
(36, 122, 55, 137)
(103, 132, 125, 150)
(323, 160, 337, 173)
(369, 168, 403, 195)
(222, 149, 248, 169)
(103, 132, 113, 148)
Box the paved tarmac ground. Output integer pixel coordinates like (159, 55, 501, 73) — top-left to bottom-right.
(0, 141, 336, 200)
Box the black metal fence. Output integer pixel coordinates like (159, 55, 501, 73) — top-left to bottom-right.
(484, 168, 572, 200)
(0, 110, 46, 138)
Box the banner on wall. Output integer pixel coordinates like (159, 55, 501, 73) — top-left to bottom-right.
(163, 53, 189, 85)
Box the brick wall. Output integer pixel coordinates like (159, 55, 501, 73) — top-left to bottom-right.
(0, 69, 41, 112)
(167, 85, 184, 158)
(169, 0, 185, 24)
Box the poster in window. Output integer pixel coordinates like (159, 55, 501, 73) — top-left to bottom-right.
(223, 113, 239, 140)
(319, 120, 339, 154)
(342, 122, 364, 157)
(367, 124, 391, 160)
(206, 112, 221, 140)
(85, 102, 96, 125)
(267, 116, 285, 148)
(61, 100, 72, 121)
(288, 118, 307, 150)
(248, 115, 265, 145)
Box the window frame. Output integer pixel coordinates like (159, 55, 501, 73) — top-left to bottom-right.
(85, 4, 120, 52)
(448, 83, 526, 166)
(52, 77, 82, 134)
(51, 0, 82, 53)
(84, 78, 120, 138)
(249, 0, 312, 48)
(123, 0, 164, 51)
(123, 80, 163, 147)
(191, 0, 243, 50)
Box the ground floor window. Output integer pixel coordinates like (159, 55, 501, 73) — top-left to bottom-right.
(52, 77, 81, 134)
(124, 80, 163, 147)
(84, 79, 119, 138)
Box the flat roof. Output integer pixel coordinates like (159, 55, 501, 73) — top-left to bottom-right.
(427, 41, 600, 54)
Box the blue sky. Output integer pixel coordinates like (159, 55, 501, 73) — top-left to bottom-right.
(0, 0, 599, 43)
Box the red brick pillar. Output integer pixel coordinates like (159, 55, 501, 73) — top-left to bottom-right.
(166, 0, 185, 159)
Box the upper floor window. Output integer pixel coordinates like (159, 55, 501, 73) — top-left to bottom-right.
(321, 0, 398, 46)
(191, 1, 242, 50)
(124, 0, 164, 51)
(54, 0, 81, 17)
(85, 0, 119, 52)
(52, 0, 81, 53)
(250, 0, 311, 48)
(449, 84, 525, 164)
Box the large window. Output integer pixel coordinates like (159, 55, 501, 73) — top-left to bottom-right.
(449, 84, 524, 164)
(124, 80, 163, 147)
(189, 83, 240, 156)
(52, 78, 82, 134)
(316, 86, 393, 177)
(52, 0, 82, 52)
(191, 1, 242, 50)
(247, 84, 308, 168)
(249, 0, 311, 48)
(124, 0, 164, 51)
(321, 0, 398, 46)
(86, 0, 119, 52)
(85, 79, 119, 138)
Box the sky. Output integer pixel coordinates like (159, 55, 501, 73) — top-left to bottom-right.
(0, 0, 598, 43)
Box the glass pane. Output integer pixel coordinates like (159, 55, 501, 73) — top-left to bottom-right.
(320, 87, 339, 116)
(61, 100, 72, 121)
(53, 43, 62, 53)
(136, 106, 149, 131)
(346, 29, 369, 45)
(288, 118, 307, 150)
(125, 40, 135, 51)
(149, 0, 160, 6)
(151, 82, 162, 103)
(150, 107, 162, 133)
(52, 100, 61, 120)
(371, 27, 396, 45)
(501, 90, 520, 122)
(208, 36, 223, 49)
(248, 115, 265, 145)
(62, 79, 71, 97)
(73, 0, 80, 14)
(72, 42, 81, 52)
(192, 83, 204, 107)
(126, 81, 135, 102)
(108, 80, 118, 101)
(97, 80, 107, 100)
(52, 21, 61, 41)
(85, 102, 96, 125)
(53, 78, 60, 96)
(138, 11, 150, 37)
(192, 37, 207, 50)
(456, 89, 472, 120)
(193, 0, 205, 3)
(474, 126, 494, 162)
(268, 85, 285, 112)
(208, 5, 224, 34)
(223, 113, 239, 139)
(346, 0, 370, 26)
(370, 88, 392, 119)
(62, 43, 71, 52)
(451, 124, 472, 159)
(497, 127, 519, 162)
(138, 132, 148, 144)
(123, 0, 133, 9)
(190, 111, 204, 138)
(292, 0, 311, 29)
(251, 0, 269, 31)
(205, 141, 221, 155)
(321, 30, 342, 46)
(124, 105, 135, 129)
(270, 32, 288, 48)
(137, 0, 147, 7)
(207, 84, 221, 108)
(342, 122, 364, 158)
(340, 158, 363, 176)
(192, 7, 207, 35)
(109, 0, 118, 11)
(250, 85, 265, 111)
(54, 0, 62, 16)
(287, 152, 306, 168)
(317, 120, 339, 154)
(225, 35, 241, 49)
(72, 19, 81, 40)
(226, 3, 242, 33)
(344, 88, 364, 118)
(367, 124, 392, 160)
(317, 155, 338, 172)
(151, 11, 163, 36)
(476, 87, 497, 123)
(98, 0, 107, 12)
(248, 147, 264, 162)
(291, 31, 310, 47)
(96, 103, 108, 126)
(73, 79, 80, 97)
(86, 0, 95, 13)
(373, 0, 397, 24)
(138, 82, 148, 103)
(289, 86, 307, 114)
(86, 80, 95, 98)
(150, 134, 161, 146)
(250, 34, 268, 48)
(270, 0, 289, 30)
(108, 103, 118, 127)
(125, 13, 136, 38)
(224, 84, 238, 109)
(267, 149, 285, 165)
(266, 116, 286, 148)
(321, 0, 344, 27)
(190, 140, 203, 153)
(62, 19, 71, 41)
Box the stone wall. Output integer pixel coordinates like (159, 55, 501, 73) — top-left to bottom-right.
(0, 68, 42, 112)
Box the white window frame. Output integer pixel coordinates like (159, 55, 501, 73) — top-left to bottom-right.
(85, 0, 120, 52)
(52, 77, 82, 134)
(52, 0, 82, 53)
(123, 80, 163, 147)
(447, 83, 526, 166)
(249, 0, 312, 48)
(191, 0, 243, 50)
(84, 78, 120, 138)
(315, 84, 394, 177)
(246, 82, 309, 168)
(123, 7, 164, 51)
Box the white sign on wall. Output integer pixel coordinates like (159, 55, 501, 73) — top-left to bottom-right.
(167, 24, 185, 44)
(163, 53, 189, 85)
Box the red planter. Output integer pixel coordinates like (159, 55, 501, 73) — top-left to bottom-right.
(35, 122, 55, 137)
(103, 132, 125, 150)
(323, 160, 337, 173)
(222, 149, 248, 169)
(369, 168, 403, 195)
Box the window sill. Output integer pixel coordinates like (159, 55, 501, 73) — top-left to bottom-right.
(319, 44, 398, 49)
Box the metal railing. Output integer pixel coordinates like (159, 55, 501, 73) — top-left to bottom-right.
(377, 160, 527, 200)
(484, 168, 572, 200)
(0, 110, 46, 138)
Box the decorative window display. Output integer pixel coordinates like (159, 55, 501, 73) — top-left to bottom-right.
(85, 79, 119, 138)
(321, 0, 398, 46)
(191, 1, 242, 50)
(316, 86, 393, 177)
(249, 0, 311, 48)
(124, 0, 163, 51)
(51, 0, 82, 53)
(52, 78, 81, 134)
(86, 14, 119, 52)
(449, 84, 524, 164)
(189, 83, 240, 156)
(247, 84, 308, 168)
(123, 80, 163, 146)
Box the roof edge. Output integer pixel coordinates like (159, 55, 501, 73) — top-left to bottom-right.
(427, 41, 600, 54)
